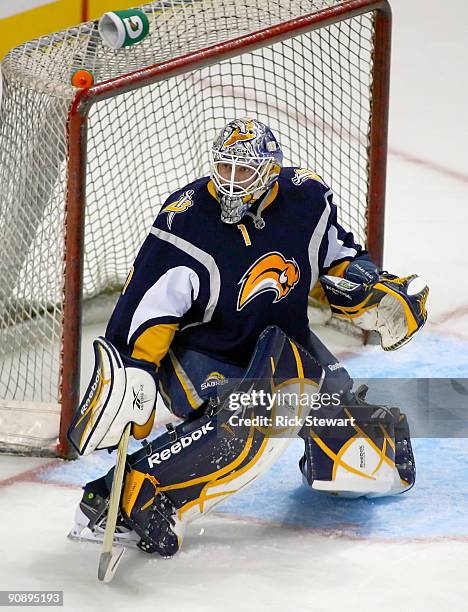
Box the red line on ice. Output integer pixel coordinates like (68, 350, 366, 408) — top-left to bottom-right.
(389, 147, 468, 185)
(0, 459, 62, 489)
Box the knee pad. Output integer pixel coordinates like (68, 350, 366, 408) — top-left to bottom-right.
(299, 385, 415, 498)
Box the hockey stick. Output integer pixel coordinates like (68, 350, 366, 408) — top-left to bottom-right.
(98, 423, 131, 583)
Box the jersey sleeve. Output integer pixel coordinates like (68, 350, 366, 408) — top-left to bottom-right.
(317, 187, 370, 277)
(105, 219, 213, 369)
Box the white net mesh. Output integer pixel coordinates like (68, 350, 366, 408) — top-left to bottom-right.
(0, 0, 385, 454)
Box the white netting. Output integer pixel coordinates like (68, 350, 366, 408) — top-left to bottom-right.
(0, 0, 382, 453)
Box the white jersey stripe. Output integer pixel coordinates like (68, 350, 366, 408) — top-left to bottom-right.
(128, 266, 200, 342)
(323, 224, 358, 268)
(150, 227, 221, 327)
(307, 189, 332, 289)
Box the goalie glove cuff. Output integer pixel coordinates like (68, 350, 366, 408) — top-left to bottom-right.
(343, 259, 380, 285)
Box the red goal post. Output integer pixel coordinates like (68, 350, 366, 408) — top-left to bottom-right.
(0, 0, 391, 457)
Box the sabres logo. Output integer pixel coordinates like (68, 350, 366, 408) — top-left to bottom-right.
(237, 252, 300, 311)
(201, 371, 227, 391)
(161, 190, 194, 229)
(291, 169, 323, 186)
(223, 119, 256, 149)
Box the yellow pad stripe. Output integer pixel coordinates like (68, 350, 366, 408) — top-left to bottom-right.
(133, 427, 259, 519)
(379, 423, 396, 451)
(289, 340, 304, 378)
(310, 430, 376, 481)
(332, 434, 359, 480)
(160, 426, 255, 494)
(344, 408, 395, 470)
(270, 356, 276, 375)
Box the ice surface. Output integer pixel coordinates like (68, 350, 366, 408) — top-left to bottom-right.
(1, 0, 468, 608)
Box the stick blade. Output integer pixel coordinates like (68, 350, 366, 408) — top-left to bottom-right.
(98, 548, 126, 583)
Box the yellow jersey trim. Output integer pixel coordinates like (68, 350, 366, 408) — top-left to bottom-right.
(131, 323, 178, 367)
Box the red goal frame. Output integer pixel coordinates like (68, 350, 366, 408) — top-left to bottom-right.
(60, 0, 391, 457)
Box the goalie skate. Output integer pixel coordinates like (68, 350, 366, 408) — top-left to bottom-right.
(68, 506, 140, 548)
(68, 484, 140, 549)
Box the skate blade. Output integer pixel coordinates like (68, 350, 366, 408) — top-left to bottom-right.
(67, 525, 139, 549)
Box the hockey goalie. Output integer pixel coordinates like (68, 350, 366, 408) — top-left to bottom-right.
(68, 118, 428, 557)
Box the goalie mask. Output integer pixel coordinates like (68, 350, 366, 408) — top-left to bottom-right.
(210, 118, 283, 224)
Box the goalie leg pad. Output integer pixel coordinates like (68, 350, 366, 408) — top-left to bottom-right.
(105, 326, 325, 554)
(299, 385, 415, 498)
(304, 330, 353, 397)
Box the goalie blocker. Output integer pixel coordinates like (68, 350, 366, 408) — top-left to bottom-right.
(68, 337, 158, 455)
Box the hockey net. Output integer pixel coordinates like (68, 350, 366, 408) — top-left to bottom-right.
(0, 0, 390, 456)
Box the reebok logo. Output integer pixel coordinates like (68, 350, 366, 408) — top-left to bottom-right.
(359, 444, 366, 469)
(327, 362, 344, 372)
(147, 422, 214, 467)
(132, 384, 150, 411)
(80, 368, 102, 415)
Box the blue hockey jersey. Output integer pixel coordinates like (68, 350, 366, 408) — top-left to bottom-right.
(106, 167, 367, 369)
